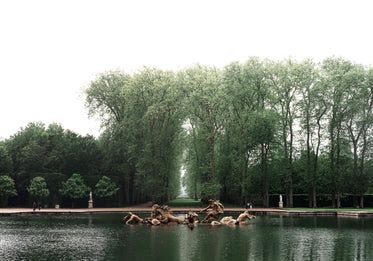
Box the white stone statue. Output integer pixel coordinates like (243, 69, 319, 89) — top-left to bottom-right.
(279, 194, 283, 208)
(88, 191, 93, 208)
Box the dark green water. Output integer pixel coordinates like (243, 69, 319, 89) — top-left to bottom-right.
(1, 214, 372, 261)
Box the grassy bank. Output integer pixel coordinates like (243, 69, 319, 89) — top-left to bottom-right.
(165, 198, 205, 207)
(165, 198, 241, 208)
(283, 208, 373, 211)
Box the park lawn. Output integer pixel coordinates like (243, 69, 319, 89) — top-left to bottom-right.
(165, 198, 242, 208)
(283, 207, 373, 211)
(165, 198, 205, 207)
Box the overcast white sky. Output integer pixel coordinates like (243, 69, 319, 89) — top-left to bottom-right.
(1, 0, 372, 140)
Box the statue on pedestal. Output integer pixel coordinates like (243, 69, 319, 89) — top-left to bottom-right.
(279, 194, 283, 208)
(88, 191, 93, 208)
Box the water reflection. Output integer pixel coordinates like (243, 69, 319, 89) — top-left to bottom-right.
(1, 214, 373, 260)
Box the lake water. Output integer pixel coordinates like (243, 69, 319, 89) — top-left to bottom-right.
(1, 214, 372, 260)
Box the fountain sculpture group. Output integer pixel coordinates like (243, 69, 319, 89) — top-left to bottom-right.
(122, 199, 256, 229)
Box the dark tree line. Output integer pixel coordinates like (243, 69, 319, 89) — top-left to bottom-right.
(1, 57, 373, 208)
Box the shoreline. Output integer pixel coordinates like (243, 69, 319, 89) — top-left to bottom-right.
(1, 207, 373, 217)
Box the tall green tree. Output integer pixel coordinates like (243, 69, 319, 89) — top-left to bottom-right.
(86, 68, 184, 204)
(180, 65, 227, 201)
(298, 60, 327, 208)
(344, 65, 373, 208)
(130, 68, 184, 202)
(322, 57, 357, 208)
(220, 58, 276, 206)
(86, 71, 137, 204)
(0, 144, 13, 175)
(269, 59, 305, 207)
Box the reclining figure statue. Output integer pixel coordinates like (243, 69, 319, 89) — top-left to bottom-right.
(235, 210, 256, 224)
(151, 204, 183, 224)
(123, 212, 160, 225)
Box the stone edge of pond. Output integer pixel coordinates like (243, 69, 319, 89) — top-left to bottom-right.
(1, 208, 373, 217)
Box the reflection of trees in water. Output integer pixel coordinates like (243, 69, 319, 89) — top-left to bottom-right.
(101, 216, 373, 260)
(178, 223, 199, 261)
(2, 215, 373, 260)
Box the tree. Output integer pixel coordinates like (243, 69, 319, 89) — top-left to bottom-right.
(86, 68, 184, 204)
(5, 122, 47, 174)
(94, 176, 119, 198)
(322, 57, 355, 208)
(0, 144, 13, 175)
(180, 65, 227, 201)
(130, 67, 184, 203)
(269, 59, 305, 207)
(220, 58, 271, 205)
(27, 176, 50, 201)
(344, 65, 373, 208)
(298, 60, 327, 208)
(0, 175, 17, 206)
(222, 58, 277, 207)
(59, 173, 90, 207)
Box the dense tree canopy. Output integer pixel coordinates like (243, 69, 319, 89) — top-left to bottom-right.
(1, 57, 373, 208)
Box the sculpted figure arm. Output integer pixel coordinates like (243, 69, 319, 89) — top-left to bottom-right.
(200, 199, 214, 213)
(199, 205, 211, 213)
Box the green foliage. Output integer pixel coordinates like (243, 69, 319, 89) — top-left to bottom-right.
(0, 175, 17, 197)
(94, 176, 119, 198)
(0, 175, 17, 206)
(0, 144, 13, 175)
(2, 57, 373, 208)
(27, 176, 50, 199)
(4, 122, 101, 177)
(29, 172, 66, 206)
(59, 173, 90, 200)
(86, 68, 184, 203)
(199, 182, 221, 202)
